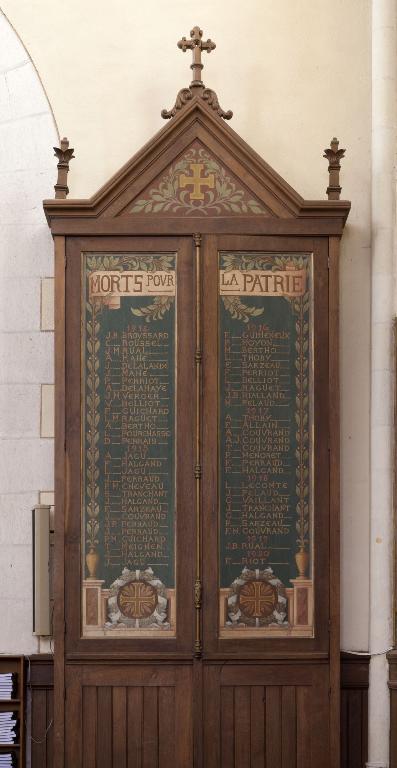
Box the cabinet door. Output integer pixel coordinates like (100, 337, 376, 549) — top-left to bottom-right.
(64, 235, 195, 658)
(201, 234, 333, 768)
(202, 234, 330, 658)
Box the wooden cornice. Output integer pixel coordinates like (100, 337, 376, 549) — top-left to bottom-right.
(43, 97, 350, 233)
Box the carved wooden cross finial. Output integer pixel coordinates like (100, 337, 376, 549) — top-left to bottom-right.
(323, 137, 346, 201)
(53, 137, 75, 199)
(162, 27, 232, 121)
(178, 26, 216, 87)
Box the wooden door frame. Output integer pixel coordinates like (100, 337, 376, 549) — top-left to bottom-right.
(53, 228, 341, 767)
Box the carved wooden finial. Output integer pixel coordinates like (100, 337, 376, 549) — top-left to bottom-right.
(53, 137, 75, 199)
(162, 26, 232, 121)
(178, 26, 216, 87)
(323, 137, 346, 201)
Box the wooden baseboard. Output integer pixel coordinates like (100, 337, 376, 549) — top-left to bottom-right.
(26, 654, 54, 768)
(388, 651, 397, 767)
(26, 652, 370, 768)
(340, 652, 370, 768)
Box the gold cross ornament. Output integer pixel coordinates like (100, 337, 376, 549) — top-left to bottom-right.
(179, 162, 215, 200)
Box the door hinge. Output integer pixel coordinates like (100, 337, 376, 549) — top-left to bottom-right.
(194, 579, 202, 609)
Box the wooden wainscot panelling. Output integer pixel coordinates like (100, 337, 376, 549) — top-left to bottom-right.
(203, 663, 330, 767)
(340, 652, 370, 768)
(27, 653, 369, 768)
(64, 663, 192, 768)
(27, 654, 54, 768)
(388, 650, 397, 767)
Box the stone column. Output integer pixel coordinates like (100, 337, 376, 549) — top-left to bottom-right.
(367, 0, 396, 765)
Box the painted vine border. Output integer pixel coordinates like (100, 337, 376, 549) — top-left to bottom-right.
(85, 296, 100, 553)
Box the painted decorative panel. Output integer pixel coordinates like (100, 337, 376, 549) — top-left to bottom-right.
(218, 252, 313, 637)
(127, 142, 268, 217)
(81, 252, 177, 637)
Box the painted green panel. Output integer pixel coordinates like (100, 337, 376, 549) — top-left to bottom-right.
(219, 252, 312, 633)
(82, 252, 176, 634)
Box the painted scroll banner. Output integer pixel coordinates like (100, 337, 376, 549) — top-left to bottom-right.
(220, 268, 306, 297)
(219, 252, 314, 638)
(82, 252, 177, 637)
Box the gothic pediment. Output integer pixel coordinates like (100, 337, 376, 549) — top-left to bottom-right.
(44, 22, 350, 229)
(44, 97, 350, 228)
(123, 141, 269, 218)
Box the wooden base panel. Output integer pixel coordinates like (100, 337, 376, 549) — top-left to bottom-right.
(27, 652, 369, 768)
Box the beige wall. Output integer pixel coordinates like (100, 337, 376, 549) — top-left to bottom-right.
(0, 8, 57, 652)
(1, 0, 372, 650)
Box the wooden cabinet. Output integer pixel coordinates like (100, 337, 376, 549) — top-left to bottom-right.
(44, 58, 349, 767)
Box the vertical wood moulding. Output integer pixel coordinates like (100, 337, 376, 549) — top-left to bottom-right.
(390, 320, 397, 767)
(28, 655, 54, 768)
(390, 658, 397, 767)
(192, 659, 203, 768)
(392, 316, 397, 648)
(340, 652, 369, 768)
(64, 669, 82, 765)
(54, 235, 66, 768)
(194, 233, 203, 658)
(328, 235, 341, 767)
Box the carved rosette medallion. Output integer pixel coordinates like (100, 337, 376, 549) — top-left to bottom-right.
(227, 568, 287, 628)
(238, 579, 277, 619)
(117, 581, 158, 620)
(107, 568, 170, 630)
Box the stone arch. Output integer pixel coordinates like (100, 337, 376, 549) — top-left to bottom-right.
(0, 10, 58, 653)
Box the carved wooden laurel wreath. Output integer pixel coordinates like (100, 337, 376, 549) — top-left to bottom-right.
(227, 567, 287, 628)
(107, 568, 169, 629)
